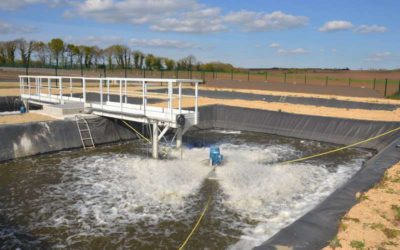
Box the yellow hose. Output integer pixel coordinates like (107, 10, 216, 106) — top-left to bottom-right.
(177, 126, 400, 249)
(178, 195, 212, 250)
(281, 126, 400, 164)
(121, 120, 151, 144)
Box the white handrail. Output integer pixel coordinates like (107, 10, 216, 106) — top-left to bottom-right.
(19, 75, 201, 126)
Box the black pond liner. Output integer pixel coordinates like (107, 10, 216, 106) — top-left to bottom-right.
(1, 105, 399, 249)
(0, 96, 25, 112)
(194, 105, 400, 250)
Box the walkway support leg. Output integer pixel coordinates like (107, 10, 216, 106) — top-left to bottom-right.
(152, 122, 158, 159)
(176, 127, 183, 149)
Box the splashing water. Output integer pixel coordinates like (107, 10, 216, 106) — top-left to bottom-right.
(0, 131, 371, 249)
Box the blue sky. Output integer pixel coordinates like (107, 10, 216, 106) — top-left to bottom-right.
(0, 0, 399, 69)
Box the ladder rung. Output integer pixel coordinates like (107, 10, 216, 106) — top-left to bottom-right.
(80, 129, 90, 132)
(82, 138, 93, 140)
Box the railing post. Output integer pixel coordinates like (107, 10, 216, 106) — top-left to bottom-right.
(304, 73, 307, 84)
(348, 78, 351, 87)
(265, 71, 268, 82)
(284, 73, 287, 83)
(247, 71, 250, 81)
(124, 79, 127, 103)
(100, 79, 103, 109)
(373, 78, 376, 89)
(28, 77, 31, 97)
(195, 82, 198, 125)
(168, 81, 173, 121)
(69, 78, 72, 98)
(178, 82, 182, 113)
(107, 79, 110, 102)
(59, 77, 63, 103)
(325, 76, 328, 86)
(119, 80, 122, 112)
(142, 81, 146, 115)
(83, 78, 86, 102)
(231, 70, 233, 80)
(48, 78, 51, 98)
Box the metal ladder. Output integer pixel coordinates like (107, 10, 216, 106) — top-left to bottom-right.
(75, 115, 95, 149)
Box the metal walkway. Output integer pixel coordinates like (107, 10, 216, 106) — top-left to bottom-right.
(19, 75, 202, 158)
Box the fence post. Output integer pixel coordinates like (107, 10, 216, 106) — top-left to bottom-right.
(373, 78, 376, 89)
(284, 73, 287, 83)
(304, 73, 307, 84)
(265, 71, 268, 82)
(231, 70, 233, 80)
(348, 78, 351, 87)
(247, 71, 250, 81)
(384, 78, 388, 97)
(325, 76, 328, 86)
(398, 80, 400, 94)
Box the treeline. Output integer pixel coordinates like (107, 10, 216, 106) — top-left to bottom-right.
(0, 38, 236, 75)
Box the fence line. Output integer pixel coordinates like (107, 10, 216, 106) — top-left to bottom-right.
(1, 66, 400, 97)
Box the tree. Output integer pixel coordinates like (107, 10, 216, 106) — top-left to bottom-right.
(33, 41, 48, 65)
(164, 58, 175, 70)
(133, 51, 144, 69)
(145, 54, 155, 70)
(0, 42, 6, 64)
(48, 38, 64, 75)
(17, 39, 34, 74)
(104, 46, 115, 69)
(4, 40, 18, 64)
(82, 46, 93, 68)
(66, 44, 76, 68)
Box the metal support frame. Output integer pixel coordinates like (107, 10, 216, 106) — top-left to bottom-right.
(19, 75, 202, 159)
(152, 122, 158, 158)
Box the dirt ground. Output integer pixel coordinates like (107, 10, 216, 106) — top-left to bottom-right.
(324, 162, 400, 250)
(206, 79, 385, 98)
(160, 96, 400, 122)
(0, 112, 54, 125)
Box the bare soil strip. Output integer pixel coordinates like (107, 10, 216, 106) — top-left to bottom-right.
(324, 162, 400, 250)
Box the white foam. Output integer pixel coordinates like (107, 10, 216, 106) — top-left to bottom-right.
(20, 142, 367, 248)
(40, 148, 212, 239)
(213, 143, 366, 249)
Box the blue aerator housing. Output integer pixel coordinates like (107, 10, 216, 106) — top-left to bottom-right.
(209, 146, 223, 166)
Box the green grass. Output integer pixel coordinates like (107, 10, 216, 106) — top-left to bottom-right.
(391, 205, 400, 221)
(382, 228, 400, 239)
(343, 217, 361, 223)
(328, 236, 342, 249)
(350, 240, 365, 249)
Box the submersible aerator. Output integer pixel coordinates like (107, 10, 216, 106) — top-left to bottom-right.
(209, 146, 223, 166)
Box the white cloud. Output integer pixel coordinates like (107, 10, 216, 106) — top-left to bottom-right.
(150, 8, 227, 33)
(364, 52, 391, 62)
(224, 10, 308, 31)
(354, 25, 388, 34)
(277, 48, 308, 55)
(0, 0, 66, 10)
(269, 43, 281, 48)
(130, 39, 198, 49)
(0, 20, 36, 34)
(319, 20, 354, 32)
(69, 1, 308, 33)
(64, 35, 123, 47)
